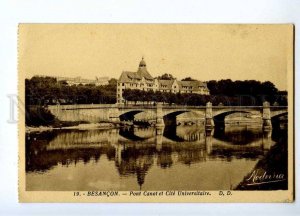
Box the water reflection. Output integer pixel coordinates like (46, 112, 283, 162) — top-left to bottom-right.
(26, 125, 279, 191)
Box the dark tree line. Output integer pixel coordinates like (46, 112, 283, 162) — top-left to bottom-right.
(206, 79, 287, 105)
(25, 76, 287, 126)
(25, 76, 117, 126)
(206, 79, 279, 96)
(25, 76, 117, 105)
(25, 76, 287, 107)
(123, 79, 287, 106)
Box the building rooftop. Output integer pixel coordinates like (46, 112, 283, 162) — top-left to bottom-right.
(158, 79, 175, 90)
(118, 57, 153, 82)
(118, 58, 208, 93)
(179, 80, 206, 86)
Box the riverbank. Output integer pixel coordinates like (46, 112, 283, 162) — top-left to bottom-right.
(236, 129, 288, 190)
(26, 122, 116, 133)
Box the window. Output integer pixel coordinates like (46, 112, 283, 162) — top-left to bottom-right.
(122, 83, 124, 86)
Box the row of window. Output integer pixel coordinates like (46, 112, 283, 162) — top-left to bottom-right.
(117, 87, 208, 95)
(118, 82, 155, 87)
(182, 86, 193, 89)
(118, 82, 207, 90)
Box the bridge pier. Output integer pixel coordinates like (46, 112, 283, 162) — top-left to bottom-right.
(155, 130, 163, 151)
(115, 144, 124, 165)
(262, 101, 272, 131)
(156, 103, 165, 128)
(262, 129, 273, 150)
(205, 132, 213, 155)
(205, 102, 215, 130)
(108, 104, 120, 123)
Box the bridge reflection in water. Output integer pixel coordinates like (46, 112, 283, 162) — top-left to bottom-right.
(26, 125, 280, 191)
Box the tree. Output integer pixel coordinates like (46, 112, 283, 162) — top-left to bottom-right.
(156, 73, 174, 80)
(25, 76, 117, 105)
(181, 77, 197, 81)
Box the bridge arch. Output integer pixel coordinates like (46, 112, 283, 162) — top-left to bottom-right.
(162, 110, 205, 126)
(118, 109, 157, 123)
(213, 126, 263, 145)
(271, 111, 288, 119)
(119, 127, 151, 141)
(163, 111, 188, 126)
(271, 111, 288, 129)
(213, 110, 252, 129)
(119, 110, 144, 121)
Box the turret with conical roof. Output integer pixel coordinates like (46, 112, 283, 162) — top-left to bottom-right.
(139, 57, 147, 68)
(137, 57, 153, 80)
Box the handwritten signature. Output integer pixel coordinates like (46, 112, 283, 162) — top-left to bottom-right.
(246, 170, 285, 185)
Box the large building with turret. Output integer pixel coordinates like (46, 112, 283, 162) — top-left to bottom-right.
(117, 58, 209, 104)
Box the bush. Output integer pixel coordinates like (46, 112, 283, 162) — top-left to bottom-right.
(26, 106, 58, 126)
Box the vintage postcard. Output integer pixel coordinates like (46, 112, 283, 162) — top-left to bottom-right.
(18, 24, 294, 202)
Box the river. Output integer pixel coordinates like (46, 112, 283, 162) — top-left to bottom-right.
(25, 125, 287, 191)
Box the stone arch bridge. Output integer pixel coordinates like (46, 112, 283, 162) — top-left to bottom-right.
(48, 102, 287, 130)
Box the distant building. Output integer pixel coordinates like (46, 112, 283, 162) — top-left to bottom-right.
(56, 76, 109, 86)
(117, 58, 209, 104)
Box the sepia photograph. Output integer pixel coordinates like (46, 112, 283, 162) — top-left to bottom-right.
(18, 24, 294, 202)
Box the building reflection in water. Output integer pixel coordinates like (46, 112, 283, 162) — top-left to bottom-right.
(26, 124, 276, 190)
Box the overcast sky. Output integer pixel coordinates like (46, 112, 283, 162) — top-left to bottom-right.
(19, 24, 293, 90)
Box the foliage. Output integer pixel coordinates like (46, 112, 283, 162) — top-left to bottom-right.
(205, 79, 287, 105)
(207, 79, 278, 96)
(123, 79, 287, 106)
(25, 76, 287, 106)
(25, 76, 117, 105)
(26, 106, 58, 126)
(155, 73, 175, 80)
(181, 77, 197, 81)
